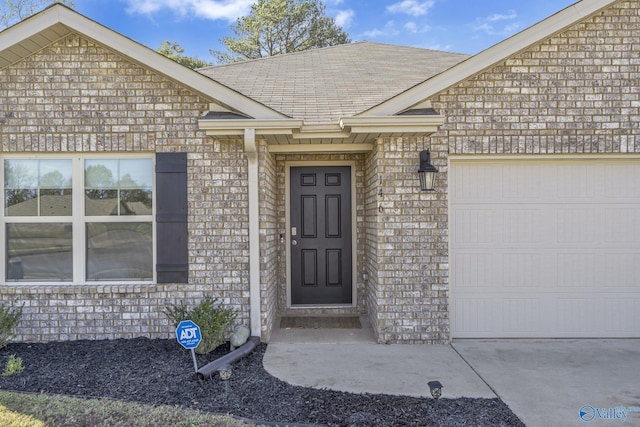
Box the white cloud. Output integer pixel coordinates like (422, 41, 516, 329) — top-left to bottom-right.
(486, 10, 518, 22)
(387, 0, 435, 17)
(404, 21, 431, 34)
(335, 9, 355, 28)
(124, 0, 254, 22)
(412, 41, 453, 51)
(360, 21, 400, 39)
(472, 9, 520, 36)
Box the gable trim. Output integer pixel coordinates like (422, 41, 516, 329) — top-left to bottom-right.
(362, 0, 619, 117)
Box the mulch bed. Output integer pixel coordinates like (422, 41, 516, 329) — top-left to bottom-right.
(0, 337, 524, 426)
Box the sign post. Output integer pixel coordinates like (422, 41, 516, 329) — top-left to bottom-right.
(176, 320, 202, 373)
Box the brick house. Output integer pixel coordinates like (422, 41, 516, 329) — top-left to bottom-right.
(0, 0, 638, 344)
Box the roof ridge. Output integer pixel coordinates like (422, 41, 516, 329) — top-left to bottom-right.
(356, 40, 468, 56)
(198, 40, 468, 71)
(199, 41, 369, 71)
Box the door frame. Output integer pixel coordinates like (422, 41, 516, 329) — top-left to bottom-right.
(285, 161, 358, 308)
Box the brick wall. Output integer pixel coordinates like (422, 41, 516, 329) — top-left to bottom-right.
(0, 34, 252, 342)
(431, 0, 640, 155)
(365, 137, 449, 344)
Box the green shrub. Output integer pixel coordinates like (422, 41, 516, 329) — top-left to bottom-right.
(164, 298, 237, 355)
(2, 354, 23, 376)
(0, 300, 23, 350)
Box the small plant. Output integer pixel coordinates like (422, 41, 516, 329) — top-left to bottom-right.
(164, 297, 237, 355)
(0, 300, 23, 350)
(2, 354, 23, 376)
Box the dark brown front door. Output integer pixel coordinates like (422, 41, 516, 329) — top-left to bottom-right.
(290, 166, 352, 305)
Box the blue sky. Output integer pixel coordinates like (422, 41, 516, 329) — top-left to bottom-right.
(73, 0, 579, 63)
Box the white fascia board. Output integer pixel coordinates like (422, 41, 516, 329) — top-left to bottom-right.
(0, 6, 64, 51)
(292, 123, 351, 139)
(200, 115, 445, 139)
(340, 115, 445, 134)
(2, 5, 286, 120)
(268, 143, 374, 154)
(363, 0, 618, 117)
(198, 119, 304, 136)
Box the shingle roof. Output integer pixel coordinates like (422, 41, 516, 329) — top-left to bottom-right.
(198, 41, 469, 124)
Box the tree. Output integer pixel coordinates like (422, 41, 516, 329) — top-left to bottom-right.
(156, 41, 212, 70)
(213, 0, 350, 64)
(1, 0, 74, 30)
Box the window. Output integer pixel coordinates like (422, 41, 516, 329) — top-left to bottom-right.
(3, 156, 154, 283)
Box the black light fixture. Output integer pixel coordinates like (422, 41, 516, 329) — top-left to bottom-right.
(428, 380, 443, 400)
(417, 149, 438, 191)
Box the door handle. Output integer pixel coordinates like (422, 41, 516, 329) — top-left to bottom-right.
(291, 240, 298, 246)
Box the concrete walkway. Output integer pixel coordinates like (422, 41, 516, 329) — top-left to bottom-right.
(263, 319, 640, 426)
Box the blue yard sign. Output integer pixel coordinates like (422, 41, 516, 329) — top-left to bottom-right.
(176, 320, 202, 349)
(176, 320, 202, 373)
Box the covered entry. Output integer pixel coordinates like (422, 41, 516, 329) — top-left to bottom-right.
(450, 158, 640, 338)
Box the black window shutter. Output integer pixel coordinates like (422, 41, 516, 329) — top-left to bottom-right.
(156, 152, 188, 283)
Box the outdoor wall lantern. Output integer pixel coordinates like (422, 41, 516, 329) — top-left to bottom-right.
(428, 380, 443, 400)
(417, 149, 438, 191)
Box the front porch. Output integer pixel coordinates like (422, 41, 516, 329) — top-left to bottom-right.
(242, 137, 449, 344)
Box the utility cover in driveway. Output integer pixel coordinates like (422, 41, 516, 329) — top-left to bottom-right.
(450, 159, 640, 338)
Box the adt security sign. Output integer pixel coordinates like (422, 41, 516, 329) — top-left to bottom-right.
(176, 320, 202, 350)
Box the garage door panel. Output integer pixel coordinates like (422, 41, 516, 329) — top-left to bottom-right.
(502, 253, 542, 287)
(556, 207, 597, 243)
(603, 253, 640, 287)
(501, 164, 543, 200)
(556, 164, 602, 199)
(454, 294, 640, 338)
(453, 298, 504, 335)
(451, 252, 493, 288)
(605, 164, 640, 199)
(605, 208, 640, 242)
(555, 253, 605, 287)
(452, 208, 495, 244)
(451, 159, 640, 338)
(602, 299, 640, 333)
(502, 209, 542, 243)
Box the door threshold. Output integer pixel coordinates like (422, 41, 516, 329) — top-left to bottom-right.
(271, 315, 376, 344)
(289, 304, 355, 308)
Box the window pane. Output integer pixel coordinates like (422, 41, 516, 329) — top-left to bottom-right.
(40, 189, 72, 216)
(39, 160, 73, 216)
(85, 160, 118, 189)
(4, 159, 72, 217)
(86, 222, 152, 281)
(85, 159, 152, 216)
(121, 189, 152, 215)
(119, 159, 153, 189)
(6, 223, 73, 281)
(85, 189, 118, 216)
(5, 189, 37, 216)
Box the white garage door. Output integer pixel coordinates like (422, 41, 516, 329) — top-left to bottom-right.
(450, 158, 640, 338)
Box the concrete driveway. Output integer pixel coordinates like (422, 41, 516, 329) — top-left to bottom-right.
(452, 340, 640, 427)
